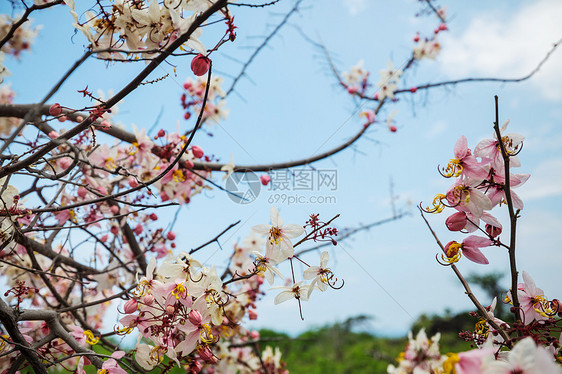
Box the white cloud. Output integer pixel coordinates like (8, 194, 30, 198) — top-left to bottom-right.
(424, 120, 448, 139)
(439, 0, 562, 100)
(518, 157, 562, 201)
(343, 0, 367, 16)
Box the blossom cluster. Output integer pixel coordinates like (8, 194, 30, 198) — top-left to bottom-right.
(181, 75, 229, 124)
(340, 6, 447, 133)
(65, 0, 215, 60)
(0, 14, 39, 57)
(423, 123, 528, 265)
(0, 14, 39, 82)
(388, 328, 562, 374)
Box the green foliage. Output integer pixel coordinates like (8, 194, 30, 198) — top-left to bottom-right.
(259, 314, 475, 374)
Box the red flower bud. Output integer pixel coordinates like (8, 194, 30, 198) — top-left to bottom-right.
(49, 103, 62, 116)
(124, 299, 138, 314)
(143, 294, 154, 305)
(248, 309, 258, 320)
(260, 174, 271, 186)
(191, 54, 211, 76)
(485, 224, 502, 238)
(446, 212, 467, 231)
(157, 129, 166, 138)
(188, 310, 203, 325)
(166, 231, 176, 240)
(191, 145, 204, 158)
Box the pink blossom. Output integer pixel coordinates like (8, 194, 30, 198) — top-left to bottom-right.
(516, 271, 552, 324)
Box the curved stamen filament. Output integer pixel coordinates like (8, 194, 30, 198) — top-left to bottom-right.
(199, 323, 215, 344)
(422, 194, 446, 214)
(83, 330, 99, 345)
(440, 158, 463, 178)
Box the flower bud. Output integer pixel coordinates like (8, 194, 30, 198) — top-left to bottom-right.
(166, 231, 176, 240)
(248, 309, 258, 320)
(485, 224, 502, 238)
(58, 115, 67, 122)
(250, 330, 260, 340)
(149, 213, 158, 221)
(48, 131, 60, 139)
(198, 345, 217, 363)
(157, 129, 166, 138)
(110, 205, 119, 215)
(77, 188, 88, 200)
(446, 212, 467, 231)
(190, 361, 202, 374)
(166, 305, 175, 314)
(191, 54, 211, 76)
(124, 299, 138, 314)
(142, 294, 154, 305)
(389, 125, 397, 132)
(191, 145, 204, 158)
(413, 33, 420, 42)
(260, 174, 271, 186)
(134, 224, 143, 235)
(49, 103, 62, 116)
(188, 310, 203, 325)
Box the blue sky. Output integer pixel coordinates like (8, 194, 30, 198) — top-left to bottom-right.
(2, 0, 561, 338)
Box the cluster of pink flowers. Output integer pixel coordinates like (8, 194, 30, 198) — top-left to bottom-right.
(388, 329, 562, 374)
(424, 123, 528, 265)
(181, 75, 229, 124)
(0, 14, 39, 57)
(402, 123, 562, 373)
(340, 7, 446, 133)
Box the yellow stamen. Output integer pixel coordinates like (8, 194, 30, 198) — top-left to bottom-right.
(83, 330, 99, 345)
(105, 158, 117, 170)
(474, 318, 490, 339)
(442, 158, 463, 178)
(255, 257, 267, 274)
(0, 335, 8, 352)
(149, 346, 165, 363)
(116, 326, 133, 335)
(172, 169, 186, 183)
(199, 323, 215, 344)
(172, 282, 188, 300)
(442, 352, 460, 374)
(442, 241, 462, 264)
(532, 295, 554, 317)
(269, 226, 283, 245)
(425, 193, 446, 214)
